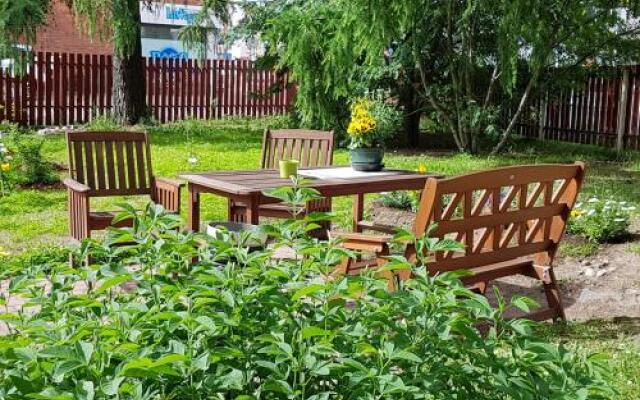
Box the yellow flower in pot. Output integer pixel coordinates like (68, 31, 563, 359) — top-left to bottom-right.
(347, 97, 400, 172)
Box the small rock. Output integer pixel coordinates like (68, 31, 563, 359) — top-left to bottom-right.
(596, 269, 608, 278)
(583, 260, 592, 267)
(582, 267, 596, 277)
(600, 259, 609, 267)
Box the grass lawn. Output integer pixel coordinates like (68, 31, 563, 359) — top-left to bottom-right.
(1, 117, 640, 397)
(2, 117, 639, 254)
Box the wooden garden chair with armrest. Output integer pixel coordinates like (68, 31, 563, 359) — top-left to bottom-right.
(335, 162, 585, 322)
(229, 129, 334, 232)
(65, 131, 184, 242)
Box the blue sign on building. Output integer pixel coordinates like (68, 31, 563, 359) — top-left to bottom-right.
(149, 47, 189, 60)
(165, 6, 198, 24)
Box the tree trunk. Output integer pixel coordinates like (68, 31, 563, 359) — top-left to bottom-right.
(490, 73, 538, 155)
(398, 85, 421, 147)
(112, 4, 146, 125)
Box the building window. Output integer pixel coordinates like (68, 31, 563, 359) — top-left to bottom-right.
(141, 25, 182, 41)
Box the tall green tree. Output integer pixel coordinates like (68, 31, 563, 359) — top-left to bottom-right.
(340, 0, 640, 153)
(243, 0, 640, 153)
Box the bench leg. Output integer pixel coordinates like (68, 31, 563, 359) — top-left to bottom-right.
(543, 268, 566, 321)
(375, 245, 395, 291)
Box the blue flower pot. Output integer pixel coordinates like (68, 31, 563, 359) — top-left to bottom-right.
(350, 147, 384, 171)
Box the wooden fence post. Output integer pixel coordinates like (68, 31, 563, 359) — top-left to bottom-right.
(616, 68, 630, 152)
(538, 93, 548, 141)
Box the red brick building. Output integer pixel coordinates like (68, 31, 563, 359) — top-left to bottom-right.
(33, 1, 112, 54)
(33, 0, 257, 60)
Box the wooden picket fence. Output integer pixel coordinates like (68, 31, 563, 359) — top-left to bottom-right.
(513, 65, 640, 151)
(0, 51, 295, 126)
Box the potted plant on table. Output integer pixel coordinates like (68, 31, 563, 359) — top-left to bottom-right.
(347, 97, 400, 171)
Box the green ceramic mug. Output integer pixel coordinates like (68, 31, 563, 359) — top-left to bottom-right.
(279, 159, 299, 178)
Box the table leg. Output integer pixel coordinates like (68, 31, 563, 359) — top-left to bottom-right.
(188, 183, 201, 232)
(244, 194, 260, 225)
(353, 193, 364, 232)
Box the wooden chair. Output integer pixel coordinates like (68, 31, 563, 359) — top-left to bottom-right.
(64, 131, 184, 242)
(229, 129, 334, 230)
(336, 162, 585, 321)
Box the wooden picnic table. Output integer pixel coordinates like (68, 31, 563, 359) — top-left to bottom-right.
(179, 167, 439, 232)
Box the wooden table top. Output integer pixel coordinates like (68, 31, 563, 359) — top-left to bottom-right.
(179, 167, 439, 197)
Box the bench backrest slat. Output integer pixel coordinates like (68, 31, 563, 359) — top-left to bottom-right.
(412, 163, 585, 271)
(66, 131, 154, 197)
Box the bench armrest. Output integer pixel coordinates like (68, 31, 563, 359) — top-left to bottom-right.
(64, 178, 91, 193)
(155, 176, 185, 189)
(330, 232, 393, 253)
(153, 177, 183, 213)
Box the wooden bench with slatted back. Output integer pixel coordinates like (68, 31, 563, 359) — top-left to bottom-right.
(229, 128, 334, 225)
(65, 131, 183, 242)
(338, 163, 585, 321)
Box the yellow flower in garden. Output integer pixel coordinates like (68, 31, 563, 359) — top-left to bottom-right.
(0, 163, 10, 172)
(570, 209, 584, 218)
(0, 247, 9, 257)
(416, 163, 428, 174)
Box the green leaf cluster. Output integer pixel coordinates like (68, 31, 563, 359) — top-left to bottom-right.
(240, 0, 640, 153)
(0, 199, 616, 398)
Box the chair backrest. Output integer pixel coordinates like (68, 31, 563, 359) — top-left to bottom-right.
(260, 129, 334, 169)
(66, 131, 154, 197)
(411, 162, 585, 272)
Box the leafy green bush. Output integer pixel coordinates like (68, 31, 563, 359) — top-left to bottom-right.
(567, 197, 636, 243)
(11, 133, 59, 185)
(379, 190, 416, 211)
(0, 132, 15, 196)
(0, 121, 21, 137)
(84, 114, 121, 131)
(0, 245, 70, 273)
(0, 192, 615, 398)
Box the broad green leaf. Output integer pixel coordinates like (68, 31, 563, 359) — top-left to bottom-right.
(292, 284, 325, 300)
(302, 326, 331, 338)
(95, 274, 132, 294)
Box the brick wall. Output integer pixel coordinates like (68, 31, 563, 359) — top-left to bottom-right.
(33, 1, 112, 54)
(33, 0, 204, 55)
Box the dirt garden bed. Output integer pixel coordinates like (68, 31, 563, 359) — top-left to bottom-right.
(368, 201, 640, 322)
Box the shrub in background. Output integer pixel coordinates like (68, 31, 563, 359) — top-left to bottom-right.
(0, 134, 14, 196)
(567, 197, 636, 243)
(0, 191, 616, 399)
(84, 113, 122, 131)
(379, 190, 418, 211)
(10, 133, 59, 186)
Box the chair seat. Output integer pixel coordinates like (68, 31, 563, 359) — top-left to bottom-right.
(89, 211, 133, 231)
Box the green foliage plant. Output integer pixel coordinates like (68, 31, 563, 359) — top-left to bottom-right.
(84, 114, 122, 131)
(0, 185, 617, 399)
(0, 132, 14, 196)
(242, 0, 640, 153)
(567, 197, 637, 243)
(11, 133, 59, 185)
(379, 190, 416, 211)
